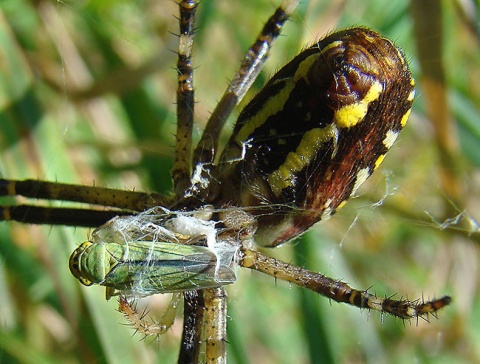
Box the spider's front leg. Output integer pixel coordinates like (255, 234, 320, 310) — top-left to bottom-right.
(0, 178, 169, 226)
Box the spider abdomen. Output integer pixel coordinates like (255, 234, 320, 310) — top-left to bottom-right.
(216, 27, 415, 247)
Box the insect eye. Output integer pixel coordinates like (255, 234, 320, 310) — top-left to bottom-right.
(79, 277, 94, 287)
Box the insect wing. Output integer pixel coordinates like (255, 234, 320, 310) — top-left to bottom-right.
(93, 242, 236, 298)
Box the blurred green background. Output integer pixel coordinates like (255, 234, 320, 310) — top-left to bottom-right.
(0, 0, 479, 363)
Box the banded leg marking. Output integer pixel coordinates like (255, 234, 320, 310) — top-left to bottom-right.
(241, 248, 451, 319)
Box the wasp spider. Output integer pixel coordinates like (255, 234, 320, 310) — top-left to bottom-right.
(2, 1, 477, 363)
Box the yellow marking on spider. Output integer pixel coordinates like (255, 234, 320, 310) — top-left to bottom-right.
(333, 81, 383, 128)
(400, 108, 412, 127)
(235, 81, 295, 143)
(293, 42, 343, 83)
(374, 154, 385, 171)
(336, 200, 347, 211)
(316, 40, 343, 56)
(348, 290, 359, 305)
(268, 125, 338, 196)
(235, 43, 344, 144)
(293, 54, 321, 82)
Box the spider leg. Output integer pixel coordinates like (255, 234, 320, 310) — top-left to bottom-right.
(173, 1, 303, 360)
(0, 178, 170, 226)
(0, 205, 125, 227)
(173, 0, 198, 197)
(171, 2, 218, 361)
(118, 294, 182, 338)
(204, 288, 228, 363)
(179, 290, 205, 364)
(0, 179, 167, 210)
(241, 248, 451, 319)
(192, 0, 301, 172)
